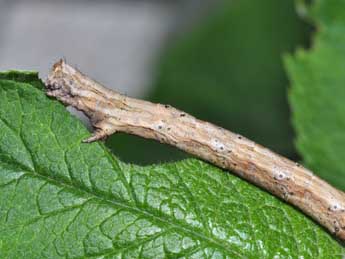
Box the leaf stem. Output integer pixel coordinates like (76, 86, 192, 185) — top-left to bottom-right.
(46, 59, 345, 241)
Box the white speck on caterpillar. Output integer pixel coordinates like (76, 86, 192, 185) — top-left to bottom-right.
(329, 203, 344, 212)
(211, 139, 225, 152)
(155, 121, 165, 130)
(272, 166, 290, 181)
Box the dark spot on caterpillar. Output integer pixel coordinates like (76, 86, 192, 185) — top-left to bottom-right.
(180, 113, 186, 117)
(158, 125, 162, 129)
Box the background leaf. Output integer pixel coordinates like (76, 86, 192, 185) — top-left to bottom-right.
(285, 0, 345, 190)
(0, 73, 343, 258)
(106, 0, 311, 165)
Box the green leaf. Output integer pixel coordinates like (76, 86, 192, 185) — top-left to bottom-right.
(107, 0, 311, 164)
(285, 0, 345, 190)
(0, 73, 343, 258)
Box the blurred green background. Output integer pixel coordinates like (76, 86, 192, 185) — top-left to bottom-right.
(106, 0, 312, 164)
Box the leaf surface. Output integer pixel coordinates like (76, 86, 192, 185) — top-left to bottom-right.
(0, 73, 343, 258)
(285, 0, 345, 190)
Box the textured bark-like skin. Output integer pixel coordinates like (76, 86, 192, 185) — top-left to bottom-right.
(46, 59, 345, 240)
